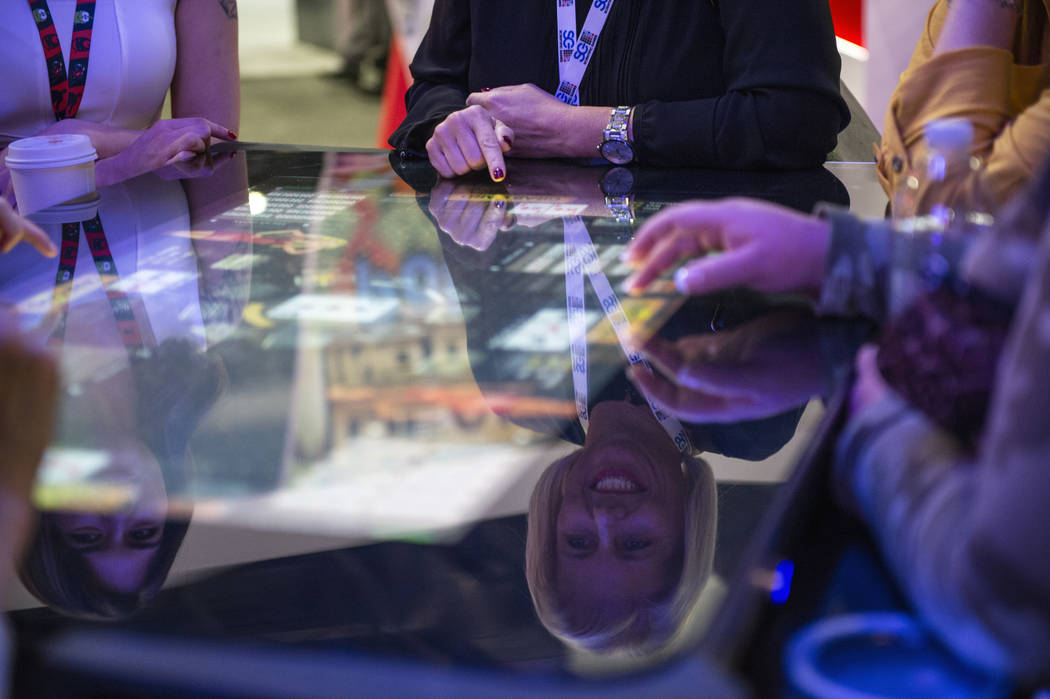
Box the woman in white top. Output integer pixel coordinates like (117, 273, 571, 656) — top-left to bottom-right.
(0, 0, 240, 199)
(0, 0, 247, 623)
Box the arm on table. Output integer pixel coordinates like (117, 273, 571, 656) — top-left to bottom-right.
(387, 0, 471, 155)
(836, 209, 1050, 681)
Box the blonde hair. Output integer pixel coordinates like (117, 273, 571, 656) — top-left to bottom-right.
(525, 451, 717, 655)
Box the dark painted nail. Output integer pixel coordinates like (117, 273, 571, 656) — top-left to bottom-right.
(228, 130, 238, 140)
(492, 168, 505, 182)
(481, 87, 492, 92)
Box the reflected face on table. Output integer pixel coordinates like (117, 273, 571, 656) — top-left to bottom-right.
(544, 401, 691, 647)
(555, 402, 686, 615)
(52, 512, 165, 594)
(52, 441, 168, 594)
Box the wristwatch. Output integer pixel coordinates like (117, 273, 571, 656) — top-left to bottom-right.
(598, 106, 635, 165)
(599, 166, 636, 223)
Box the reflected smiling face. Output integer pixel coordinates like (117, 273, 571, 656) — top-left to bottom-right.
(554, 401, 686, 619)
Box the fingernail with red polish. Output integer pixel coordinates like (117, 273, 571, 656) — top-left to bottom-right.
(492, 168, 505, 182)
(481, 87, 492, 92)
(228, 130, 238, 139)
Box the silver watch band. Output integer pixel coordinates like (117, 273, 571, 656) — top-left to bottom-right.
(603, 106, 632, 142)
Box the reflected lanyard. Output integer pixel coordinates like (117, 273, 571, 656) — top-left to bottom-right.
(554, 0, 615, 106)
(563, 217, 692, 454)
(52, 218, 153, 351)
(30, 1, 151, 352)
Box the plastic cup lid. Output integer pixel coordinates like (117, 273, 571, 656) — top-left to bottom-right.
(924, 118, 974, 152)
(5, 133, 98, 167)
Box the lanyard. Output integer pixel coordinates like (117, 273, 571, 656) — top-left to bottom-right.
(28, 0, 97, 121)
(554, 0, 615, 106)
(563, 216, 692, 454)
(28, 3, 150, 351)
(52, 215, 154, 351)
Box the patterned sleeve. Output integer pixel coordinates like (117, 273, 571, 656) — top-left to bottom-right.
(833, 167, 1050, 682)
(813, 204, 892, 322)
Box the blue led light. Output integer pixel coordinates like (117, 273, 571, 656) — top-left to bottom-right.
(770, 559, 795, 605)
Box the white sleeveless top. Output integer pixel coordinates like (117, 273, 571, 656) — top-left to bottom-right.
(0, 0, 178, 143)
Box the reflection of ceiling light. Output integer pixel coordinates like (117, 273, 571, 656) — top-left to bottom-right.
(248, 191, 268, 216)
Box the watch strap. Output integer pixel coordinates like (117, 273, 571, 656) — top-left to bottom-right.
(603, 106, 632, 143)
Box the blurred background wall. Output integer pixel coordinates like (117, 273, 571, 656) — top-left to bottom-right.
(238, 0, 933, 154)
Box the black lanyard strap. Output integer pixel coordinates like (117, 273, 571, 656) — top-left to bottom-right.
(28, 0, 97, 120)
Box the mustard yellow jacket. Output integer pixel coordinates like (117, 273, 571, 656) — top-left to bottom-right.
(878, 0, 1050, 208)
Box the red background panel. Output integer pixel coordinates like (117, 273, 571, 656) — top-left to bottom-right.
(830, 0, 864, 46)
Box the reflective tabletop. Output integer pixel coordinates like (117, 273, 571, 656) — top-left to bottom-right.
(2, 146, 882, 691)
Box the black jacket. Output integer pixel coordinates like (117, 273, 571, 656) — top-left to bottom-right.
(390, 0, 850, 169)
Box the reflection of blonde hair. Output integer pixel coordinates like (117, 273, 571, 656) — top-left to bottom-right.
(525, 451, 717, 655)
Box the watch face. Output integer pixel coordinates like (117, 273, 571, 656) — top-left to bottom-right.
(600, 166, 635, 196)
(599, 139, 635, 165)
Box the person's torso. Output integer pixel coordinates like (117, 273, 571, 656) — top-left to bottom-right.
(0, 0, 178, 144)
(465, 0, 727, 107)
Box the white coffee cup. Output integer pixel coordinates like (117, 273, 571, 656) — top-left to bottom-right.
(5, 134, 98, 214)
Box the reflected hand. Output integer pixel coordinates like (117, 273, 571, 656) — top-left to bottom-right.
(628, 311, 824, 423)
(849, 344, 891, 418)
(428, 179, 516, 252)
(154, 150, 237, 181)
(621, 198, 830, 296)
(1, 199, 56, 257)
(97, 117, 236, 185)
(426, 105, 514, 181)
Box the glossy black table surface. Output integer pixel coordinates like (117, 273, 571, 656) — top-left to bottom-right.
(1, 145, 884, 696)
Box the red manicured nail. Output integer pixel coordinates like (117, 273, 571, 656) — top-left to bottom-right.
(481, 87, 492, 92)
(228, 130, 238, 139)
(492, 168, 505, 182)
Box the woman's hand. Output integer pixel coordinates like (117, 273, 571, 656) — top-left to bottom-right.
(1, 199, 56, 257)
(466, 84, 609, 159)
(96, 118, 236, 186)
(622, 198, 830, 296)
(426, 105, 514, 182)
(849, 344, 891, 417)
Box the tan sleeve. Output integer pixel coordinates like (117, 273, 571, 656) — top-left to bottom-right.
(985, 82, 1050, 204)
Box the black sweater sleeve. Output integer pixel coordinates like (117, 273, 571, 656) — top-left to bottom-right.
(388, 0, 471, 155)
(633, 0, 849, 169)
